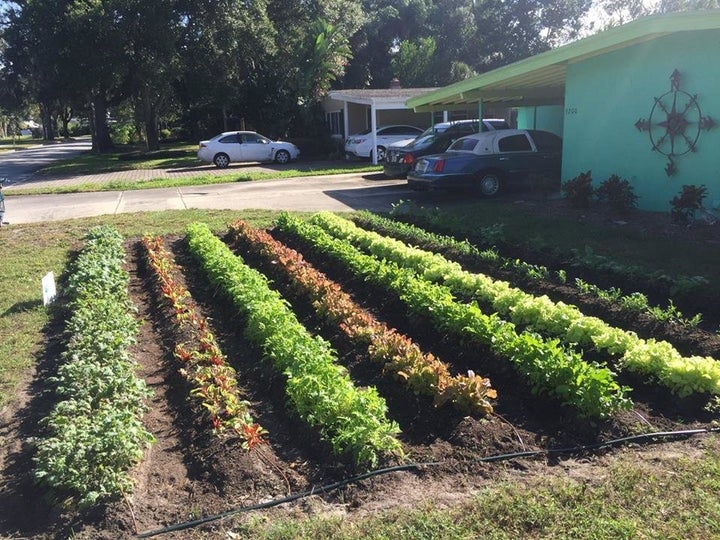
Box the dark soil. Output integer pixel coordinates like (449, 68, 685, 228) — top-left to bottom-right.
(1, 208, 719, 539)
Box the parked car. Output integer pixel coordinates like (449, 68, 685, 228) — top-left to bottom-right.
(344, 125, 424, 161)
(383, 118, 510, 178)
(197, 131, 300, 168)
(407, 129, 562, 196)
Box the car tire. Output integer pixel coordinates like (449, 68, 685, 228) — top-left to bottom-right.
(274, 150, 291, 164)
(213, 153, 230, 168)
(476, 172, 502, 197)
(374, 146, 387, 162)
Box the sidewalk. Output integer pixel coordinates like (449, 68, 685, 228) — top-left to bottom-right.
(3, 168, 408, 225)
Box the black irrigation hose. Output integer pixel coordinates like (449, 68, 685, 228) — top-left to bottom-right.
(136, 427, 720, 538)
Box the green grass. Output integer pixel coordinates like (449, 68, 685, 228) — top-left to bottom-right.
(5, 140, 381, 195)
(0, 135, 44, 152)
(7, 163, 383, 196)
(38, 142, 201, 175)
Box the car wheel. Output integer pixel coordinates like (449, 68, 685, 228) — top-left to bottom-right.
(476, 172, 502, 197)
(274, 150, 291, 164)
(375, 146, 387, 162)
(213, 153, 230, 168)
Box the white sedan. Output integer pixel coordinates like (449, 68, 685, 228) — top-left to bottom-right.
(197, 131, 300, 168)
(344, 125, 424, 161)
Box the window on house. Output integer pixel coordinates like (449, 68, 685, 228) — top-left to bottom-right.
(326, 110, 344, 137)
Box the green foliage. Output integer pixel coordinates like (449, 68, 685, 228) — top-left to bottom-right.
(110, 122, 141, 145)
(391, 37, 439, 87)
(670, 184, 708, 224)
(34, 225, 154, 508)
(308, 211, 720, 398)
(596, 174, 639, 213)
(562, 170, 595, 208)
(185, 222, 402, 467)
(278, 212, 631, 419)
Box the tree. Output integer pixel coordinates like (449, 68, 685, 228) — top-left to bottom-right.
(391, 37, 438, 87)
(176, 0, 277, 139)
(342, 0, 433, 88)
(470, 0, 591, 71)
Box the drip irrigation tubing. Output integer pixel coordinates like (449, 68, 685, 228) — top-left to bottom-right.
(136, 426, 720, 538)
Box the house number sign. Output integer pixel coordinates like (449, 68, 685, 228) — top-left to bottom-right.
(634, 69, 715, 176)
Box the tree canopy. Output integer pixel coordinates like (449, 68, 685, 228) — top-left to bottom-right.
(0, 0, 712, 150)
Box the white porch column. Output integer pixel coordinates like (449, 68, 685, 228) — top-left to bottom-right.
(370, 102, 378, 164)
(343, 102, 349, 142)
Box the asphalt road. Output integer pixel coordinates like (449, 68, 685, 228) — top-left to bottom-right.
(0, 139, 92, 184)
(4, 173, 419, 224)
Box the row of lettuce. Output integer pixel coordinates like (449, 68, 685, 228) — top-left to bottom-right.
(299, 212, 720, 399)
(33, 212, 720, 508)
(352, 210, 705, 328)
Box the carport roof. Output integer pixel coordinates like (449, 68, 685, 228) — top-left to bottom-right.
(407, 10, 720, 111)
(328, 87, 439, 109)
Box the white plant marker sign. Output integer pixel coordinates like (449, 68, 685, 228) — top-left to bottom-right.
(42, 271, 56, 306)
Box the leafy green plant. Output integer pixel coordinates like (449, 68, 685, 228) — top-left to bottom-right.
(277, 213, 631, 419)
(670, 184, 708, 224)
(596, 174, 638, 214)
(185, 222, 402, 467)
(306, 212, 720, 398)
(34, 225, 154, 508)
(228, 219, 497, 416)
(561, 170, 594, 208)
(142, 235, 265, 448)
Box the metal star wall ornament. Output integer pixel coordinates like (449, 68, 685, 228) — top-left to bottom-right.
(634, 69, 715, 176)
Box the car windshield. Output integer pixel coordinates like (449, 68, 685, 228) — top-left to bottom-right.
(407, 134, 436, 148)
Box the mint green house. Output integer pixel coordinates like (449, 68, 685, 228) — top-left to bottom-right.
(407, 11, 720, 212)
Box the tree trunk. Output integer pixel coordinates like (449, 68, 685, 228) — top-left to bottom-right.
(143, 87, 160, 151)
(59, 106, 73, 138)
(40, 102, 55, 140)
(91, 94, 113, 152)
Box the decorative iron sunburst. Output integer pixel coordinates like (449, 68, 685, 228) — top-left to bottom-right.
(634, 69, 715, 176)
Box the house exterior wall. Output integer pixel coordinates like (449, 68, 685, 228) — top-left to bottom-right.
(562, 30, 720, 211)
(516, 105, 564, 136)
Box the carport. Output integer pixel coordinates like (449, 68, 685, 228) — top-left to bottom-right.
(326, 86, 440, 164)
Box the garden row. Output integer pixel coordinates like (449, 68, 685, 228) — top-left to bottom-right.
(274, 212, 631, 419)
(297, 212, 720, 399)
(142, 234, 265, 448)
(389, 203, 712, 322)
(33, 226, 154, 508)
(352, 210, 704, 329)
(33, 214, 718, 510)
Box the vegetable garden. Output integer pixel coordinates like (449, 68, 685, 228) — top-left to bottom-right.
(2, 212, 719, 539)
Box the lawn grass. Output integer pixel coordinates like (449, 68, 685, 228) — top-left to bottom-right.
(7, 163, 383, 196)
(2, 206, 720, 539)
(37, 142, 201, 175)
(0, 135, 44, 152)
